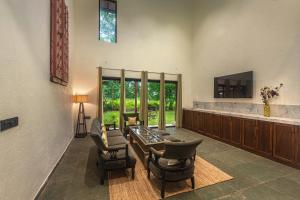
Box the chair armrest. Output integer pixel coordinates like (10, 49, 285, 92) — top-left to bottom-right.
(106, 142, 128, 151)
(149, 147, 164, 157)
(105, 123, 116, 131)
(104, 144, 128, 160)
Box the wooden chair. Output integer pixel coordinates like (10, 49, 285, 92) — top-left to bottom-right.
(147, 139, 203, 199)
(123, 113, 144, 137)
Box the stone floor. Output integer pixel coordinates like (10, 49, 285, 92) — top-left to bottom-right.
(37, 128, 300, 200)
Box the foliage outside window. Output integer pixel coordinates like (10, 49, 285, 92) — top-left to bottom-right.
(99, 0, 117, 43)
(148, 81, 160, 126)
(102, 77, 177, 127)
(125, 80, 141, 113)
(147, 81, 177, 126)
(103, 79, 120, 127)
(165, 82, 177, 126)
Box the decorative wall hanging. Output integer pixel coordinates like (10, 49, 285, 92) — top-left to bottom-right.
(50, 0, 69, 86)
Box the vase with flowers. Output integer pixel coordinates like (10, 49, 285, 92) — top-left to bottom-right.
(260, 83, 283, 117)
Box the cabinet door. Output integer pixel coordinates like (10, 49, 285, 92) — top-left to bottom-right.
(188, 110, 194, 130)
(231, 117, 242, 146)
(221, 116, 232, 142)
(257, 121, 273, 157)
(243, 119, 257, 151)
(296, 126, 300, 167)
(212, 114, 221, 138)
(183, 110, 193, 130)
(198, 112, 205, 132)
(203, 113, 213, 135)
(182, 109, 188, 129)
(192, 111, 199, 131)
(273, 123, 295, 164)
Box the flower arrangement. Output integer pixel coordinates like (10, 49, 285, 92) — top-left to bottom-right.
(260, 83, 283, 105)
(260, 83, 283, 117)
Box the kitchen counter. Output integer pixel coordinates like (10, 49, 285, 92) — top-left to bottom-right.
(184, 108, 300, 126)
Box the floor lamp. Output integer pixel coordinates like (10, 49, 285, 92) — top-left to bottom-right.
(74, 94, 88, 138)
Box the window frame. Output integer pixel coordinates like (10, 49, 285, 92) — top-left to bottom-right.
(102, 76, 178, 128)
(147, 79, 178, 128)
(99, 0, 118, 43)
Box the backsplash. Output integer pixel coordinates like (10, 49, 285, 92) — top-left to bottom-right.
(193, 101, 300, 119)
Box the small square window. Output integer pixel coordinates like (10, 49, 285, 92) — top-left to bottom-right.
(99, 0, 117, 43)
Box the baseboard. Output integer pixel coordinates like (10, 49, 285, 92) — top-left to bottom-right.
(34, 136, 73, 200)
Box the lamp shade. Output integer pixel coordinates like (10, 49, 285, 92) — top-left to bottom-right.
(73, 95, 88, 103)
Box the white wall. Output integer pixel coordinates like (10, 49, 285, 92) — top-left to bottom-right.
(73, 0, 194, 125)
(192, 0, 300, 105)
(0, 0, 74, 199)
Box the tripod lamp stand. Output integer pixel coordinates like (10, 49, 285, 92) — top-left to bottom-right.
(73, 94, 88, 138)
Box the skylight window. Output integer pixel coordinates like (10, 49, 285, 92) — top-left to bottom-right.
(99, 0, 117, 43)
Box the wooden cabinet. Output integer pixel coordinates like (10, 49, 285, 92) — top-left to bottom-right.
(296, 126, 300, 167)
(193, 111, 205, 133)
(273, 123, 295, 164)
(243, 119, 273, 156)
(182, 109, 187, 128)
(243, 119, 257, 151)
(212, 114, 221, 138)
(221, 116, 242, 146)
(192, 111, 199, 131)
(198, 112, 205, 132)
(203, 113, 213, 136)
(221, 116, 232, 142)
(182, 109, 299, 169)
(231, 117, 242, 146)
(183, 109, 193, 130)
(257, 121, 273, 157)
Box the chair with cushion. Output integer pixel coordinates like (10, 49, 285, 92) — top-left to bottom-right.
(147, 139, 203, 199)
(91, 118, 123, 138)
(90, 118, 136, 185)
(122, 113, 144, 137)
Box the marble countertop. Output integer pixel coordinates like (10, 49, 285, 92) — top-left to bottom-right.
(184, 108, 300, 126)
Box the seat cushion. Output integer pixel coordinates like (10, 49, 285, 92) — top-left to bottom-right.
(90, 118, 103, 136)
(158, 158, 192, 170)
(101, 126, 108, 147)
(163, 136, 181, 142)
(107, 129, 123, 137)
(107, 136, 127, 146)
(149, 158, 194, 181)
(100, 149, 137, 169)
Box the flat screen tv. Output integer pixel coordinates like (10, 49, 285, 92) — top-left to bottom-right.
(214, 71, 253, 98)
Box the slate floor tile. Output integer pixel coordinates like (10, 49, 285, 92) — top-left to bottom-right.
(241, 184, 296, 200)
(264, 177, 300, 200)
(37, 128, 300, 200)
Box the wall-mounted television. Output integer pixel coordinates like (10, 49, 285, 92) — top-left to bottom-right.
(214, 71, 253, 98)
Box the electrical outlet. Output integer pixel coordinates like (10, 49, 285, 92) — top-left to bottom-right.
(0, 117, 18, 132)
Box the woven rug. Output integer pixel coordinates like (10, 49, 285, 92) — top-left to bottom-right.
(108, 149, 233, 200)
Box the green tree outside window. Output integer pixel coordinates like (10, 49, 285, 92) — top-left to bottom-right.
(100, 0, 117, 43)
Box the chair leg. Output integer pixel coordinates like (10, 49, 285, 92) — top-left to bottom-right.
(132, 167, 135, 180)
(100, 169, 106, 185)
(161, 180, 166, 199)
(147, 167, 150, 179)
(191, 176, 195, 189)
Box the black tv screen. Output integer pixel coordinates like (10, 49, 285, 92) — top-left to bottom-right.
(214, 71, 253, 98)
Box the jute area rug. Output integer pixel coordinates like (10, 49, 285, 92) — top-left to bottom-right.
(108, 150, 233, 200)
